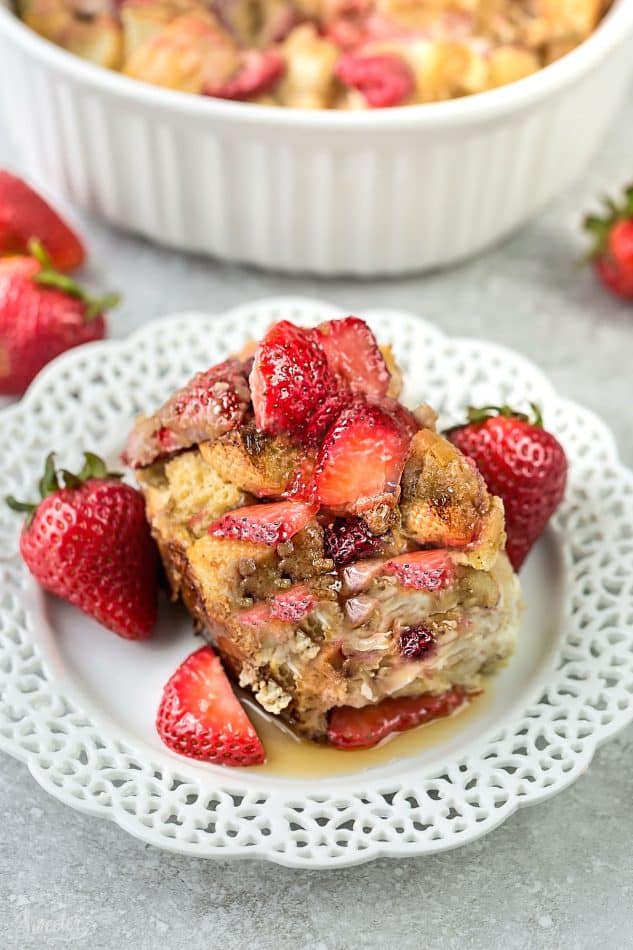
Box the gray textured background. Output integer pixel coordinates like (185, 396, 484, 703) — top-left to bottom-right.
(1, 88, 633, 950)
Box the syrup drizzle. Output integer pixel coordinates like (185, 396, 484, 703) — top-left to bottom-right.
(244, 690, 491, 778)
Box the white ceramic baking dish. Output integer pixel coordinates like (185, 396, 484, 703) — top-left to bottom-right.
(1, 1, 632, 276)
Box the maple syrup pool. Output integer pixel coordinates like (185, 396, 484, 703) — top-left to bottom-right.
(243, 691, 491, 779)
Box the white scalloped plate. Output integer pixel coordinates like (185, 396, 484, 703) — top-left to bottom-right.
(1, 298, 632, 868)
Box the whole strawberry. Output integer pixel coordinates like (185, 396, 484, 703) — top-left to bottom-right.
(0, 241, 118, 396)
(0, 169, 85, 272)
(585, 182, 633, 300)
(7, 452, 158, 639)
(447, 404, 567, 571)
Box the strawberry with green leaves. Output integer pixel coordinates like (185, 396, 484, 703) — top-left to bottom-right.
(447, 404, 567, 571)
(0, 241, 118, 396)
(7, 452, 158, 639)
(585, 182, 633, 300)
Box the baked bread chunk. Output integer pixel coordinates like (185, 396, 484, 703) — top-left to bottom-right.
(126, 317, 521, 741)
(19, 0, 608, 107)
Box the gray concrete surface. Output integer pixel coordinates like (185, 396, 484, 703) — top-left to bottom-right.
(1, 91, 633, 950)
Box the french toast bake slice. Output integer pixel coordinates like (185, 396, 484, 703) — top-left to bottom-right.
(127, 317, 520, 742)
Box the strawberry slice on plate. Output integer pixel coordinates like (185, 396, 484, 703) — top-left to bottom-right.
(328, 687, 468, 749)
(208, 499, 316, 545)
(381, 549, 455, 591)
(249, 320, 337, 437)
(316, 316, 391, 398)
(314, 400, 411, 514)
(157, 646, 265, 766)
(0, 170, 85, 272)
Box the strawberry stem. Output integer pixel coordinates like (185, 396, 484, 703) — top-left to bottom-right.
(529, 402, 544, 428)
(5, 496, 36, 514)
(466, 404, 543, 428)
(5, 451, 123, 522)
(38, 451, 59, 497)
(584, 182, 633, 259)
(79, 451, 109, 480)
(61, 470, 82, 489)
(28, 239, 121, 321)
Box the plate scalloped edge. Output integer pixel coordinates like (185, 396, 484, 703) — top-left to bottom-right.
(1, 296, 632, 868)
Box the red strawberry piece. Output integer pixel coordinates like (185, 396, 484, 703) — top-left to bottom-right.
(397, 623, 436, 659)
(328, 686, 468, 749)
(156, 645, 265, 766)
(302, 389, 354, 447)
(239, 584, 315, 626)
(314, 400, 412, 514)
(249, 320, 338, 437)
(283, 454, 318, 503)
(0, 170, 85, 272)
(326, 14, 368, 50)
(593, 220, 633, 299)
(381, 549, 455, 591)
(169, 361, 250, 436)
(123, 358, 251, 468)
(316, 316, 390, 398)
(585, 183, 633, 300)
(447, 404, 568, 571)
(0, 245, 117, 396)
(326, 7, 409, 49)
(205, 49, 285, 100)
(323, 516, 381, 567)
(7, 452, 158, 639)
(335, 53, 414, 107)
(381, 396, 420, 440)
(208, 499, 316, 545)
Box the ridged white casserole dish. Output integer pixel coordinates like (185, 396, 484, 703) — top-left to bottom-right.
(1, 0, 632, 276)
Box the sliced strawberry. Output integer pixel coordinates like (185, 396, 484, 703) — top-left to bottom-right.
(239, 585, 316, 626)
(335, 53, 414, 108)
(156, 646, 265, 766)
(381, 549, 455, 591)
(168, 360, 251, 439)
(316, 316, 390, 398)
(381, 396, 420, 440)
(328, 687, 468, 749)
(0, 170, 85, 272)
(302, 390, 354, 447)
(314, 400, 411, 514)
(205, 49, 285, 100)
(123, 358, 251, 468)
(249, 321, 338, 437)
(208, 500, 316, 545)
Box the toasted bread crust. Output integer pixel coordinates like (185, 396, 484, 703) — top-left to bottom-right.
(138, 443, 520, 741)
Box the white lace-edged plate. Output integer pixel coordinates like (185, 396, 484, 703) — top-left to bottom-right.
(0, 298, 631, 868)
